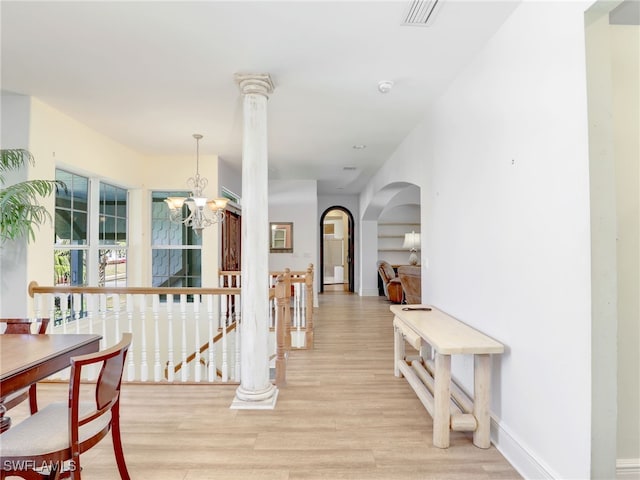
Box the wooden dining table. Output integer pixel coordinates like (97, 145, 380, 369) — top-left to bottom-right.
(0, 333, 102, 432)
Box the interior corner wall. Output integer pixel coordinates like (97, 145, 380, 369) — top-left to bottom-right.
(360, 2, 594, 478)
(268, 179, 319, 303)
(611, 22, 640, 467)
(585, 6, 622, 478)
(218, 159, 242, 199)
(0, 93, 31, 316)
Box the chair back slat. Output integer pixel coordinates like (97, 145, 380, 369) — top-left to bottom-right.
(70, 333, 132, 417)
(1, 318, 49, 334)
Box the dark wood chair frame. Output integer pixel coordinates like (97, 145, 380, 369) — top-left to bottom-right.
(0, 333, 132, 480)
(0, 318, 50, 414)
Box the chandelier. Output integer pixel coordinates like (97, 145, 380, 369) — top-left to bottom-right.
(164, 133, 229, 234)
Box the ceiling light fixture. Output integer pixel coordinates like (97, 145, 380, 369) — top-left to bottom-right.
(377, 80, 394, 93)
(164, 134, 229, 234)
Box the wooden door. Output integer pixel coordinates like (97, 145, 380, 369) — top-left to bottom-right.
(222, 210, 241, 272)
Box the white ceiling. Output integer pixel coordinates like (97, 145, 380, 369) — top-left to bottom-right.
(1, 1, 519, 194)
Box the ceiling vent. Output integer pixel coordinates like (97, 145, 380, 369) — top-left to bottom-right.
(401, 0, 443, 27)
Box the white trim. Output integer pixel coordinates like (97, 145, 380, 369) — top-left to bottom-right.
(490, 417, 560, 480)
(617, 458, 640, 479)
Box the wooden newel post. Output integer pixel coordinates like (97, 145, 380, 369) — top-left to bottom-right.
(283, 268, 292, 351)
(274, 272, 288, 387)
(305, 264, 314, 348)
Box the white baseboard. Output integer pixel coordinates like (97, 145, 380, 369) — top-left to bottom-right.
(617, 458, 640, 479)
(491, 418, 559, 480)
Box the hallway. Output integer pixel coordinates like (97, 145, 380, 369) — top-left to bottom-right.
(8, 292, 521, 479)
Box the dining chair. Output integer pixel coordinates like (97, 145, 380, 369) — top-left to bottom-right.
(0, 318, 50, 414)
(0, 333, 132, 480)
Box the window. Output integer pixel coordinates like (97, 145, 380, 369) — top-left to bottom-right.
(54, 170, 88, 286)
(54, 170, 129, 288)
(151, 191, 202, 289)
(99, 183, 128, 287)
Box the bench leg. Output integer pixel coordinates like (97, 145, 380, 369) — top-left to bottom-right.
(433, 353, 451, 448)
(393, 320, 405, 377)
(473, 354, 491, 448)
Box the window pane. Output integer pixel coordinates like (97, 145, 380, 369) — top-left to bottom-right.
(151, 191, 201, 246)
(53, 250, 71, 286)
(72, 212, 88, 245)
(99, 249, 127, 287)
(116, 218, 127, 242)
(100, 183, 127, 246)
(152, 249, 201, 288)
(55, 170, 88, 245)
(53, 249, 86, 286)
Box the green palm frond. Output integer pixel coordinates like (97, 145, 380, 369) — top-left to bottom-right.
(0, 148, 34, 183)
(0, 148, 65, 243)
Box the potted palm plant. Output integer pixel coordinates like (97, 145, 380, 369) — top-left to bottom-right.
(0, 148, 64, 242)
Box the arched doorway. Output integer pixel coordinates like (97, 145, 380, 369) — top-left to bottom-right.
(320, 206, 354, 293)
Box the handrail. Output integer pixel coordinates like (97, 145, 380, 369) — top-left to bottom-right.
(29, 264, 314, 386)
(29, 281, 241, 297)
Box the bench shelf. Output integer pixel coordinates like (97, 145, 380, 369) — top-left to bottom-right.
(391, 304, 504, 449)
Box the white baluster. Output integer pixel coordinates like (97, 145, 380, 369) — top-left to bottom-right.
(234, 314, 241, 382)
(60, 294, 69, 333)
(166, 294, 175, 382)
(300, 280, 307, 328)
(153, 295, 161, 382)
(84, 295, 97, 380)
(180, 294, 188, 382)
(100, 294, 107, 346)
(113, 294, 121, 341)
(207, 295, 216, 382)
(126, 294, 135, 381)
(220, 284, 228, 327)
(193, 294, 201, 382)
(269, 292, 275, 329)
(49, 295, 56, 331)
(139, 295, 148, 381)
(33, 294, 42, 322)
(73, 293, 82, 333)
(221, 295, 229, 382)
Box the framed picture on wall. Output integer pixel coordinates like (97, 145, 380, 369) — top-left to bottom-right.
(270, 222, 293, 253)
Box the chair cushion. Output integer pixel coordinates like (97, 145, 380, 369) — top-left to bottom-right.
(378, 261, 396, 283)
(0, 402, 111, 457)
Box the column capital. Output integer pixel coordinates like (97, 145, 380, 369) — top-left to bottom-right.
(234, 73, 275, 97)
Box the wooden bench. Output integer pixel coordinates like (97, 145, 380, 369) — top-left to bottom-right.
(391, 304, 504, 449)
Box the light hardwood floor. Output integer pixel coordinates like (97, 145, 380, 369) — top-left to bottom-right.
(6, 292, 522, 480)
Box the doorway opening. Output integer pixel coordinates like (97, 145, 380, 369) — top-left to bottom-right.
(320, 207, 354, 293)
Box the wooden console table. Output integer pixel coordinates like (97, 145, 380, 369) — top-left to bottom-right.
(391, 304, 504, 449)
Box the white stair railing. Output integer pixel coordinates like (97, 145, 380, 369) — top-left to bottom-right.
(28, 282, 241, 384)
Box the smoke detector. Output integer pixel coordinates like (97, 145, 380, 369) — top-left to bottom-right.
(377, 80, 394, 93)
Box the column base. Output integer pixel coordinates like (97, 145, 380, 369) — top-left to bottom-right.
(230, 384, 279, 410)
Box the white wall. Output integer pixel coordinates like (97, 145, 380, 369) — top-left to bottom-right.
(0, 93, 31, 317)
(269, 179, 319, 304)
(611, 22, 640, 469)
(360, 2, 593, 478)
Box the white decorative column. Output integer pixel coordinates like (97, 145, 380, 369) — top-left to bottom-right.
(231, 73, 278, 409)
